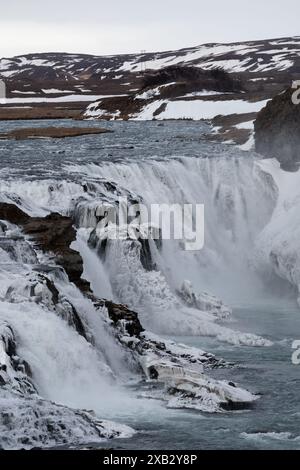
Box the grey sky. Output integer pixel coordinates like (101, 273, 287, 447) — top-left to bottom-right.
(0, 0, 299, 57)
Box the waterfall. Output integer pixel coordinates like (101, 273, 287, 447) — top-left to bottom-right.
(0, 148, 285, 448)
(67, 155, 277, 304)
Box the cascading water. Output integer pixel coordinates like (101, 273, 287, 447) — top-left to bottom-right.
(67, 155, 279, 332)
(1, 120, 298, 450)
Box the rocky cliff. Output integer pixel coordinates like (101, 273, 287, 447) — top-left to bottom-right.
(255, 88, 300, 170)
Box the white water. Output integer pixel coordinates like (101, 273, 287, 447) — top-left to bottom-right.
(1, 122, 297, 448)
(0, 154, 280, 343)
(67, 155, 277, 305)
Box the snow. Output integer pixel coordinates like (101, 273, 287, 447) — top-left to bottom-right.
(134, 98, 269, 121)
(113, 39, 298, 74)
(135, 83, 176, 100)
(84, 101, 121, 119)
(140, 354, 257, 413)
(236, 120, 255, 130)
(1, 37, 299, 84)
(11, 90, 35, 95)
(0, 390, 135, 450)
(133, 100, 166, 120)
(250, 78, 269, 82)
(117, 44, 253, 72)
(178, 280, 232, 319)
(200, 58, 252, 72)
(180, 90, 229, 97)
(0, 94, 125, 104)
(42, 88, 73, 94)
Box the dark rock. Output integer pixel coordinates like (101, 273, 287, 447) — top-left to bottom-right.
(0, 203, 90, 291)
(148, 366, 159, 380)
(0, 203, 30, 225)
(220, 400, 255, 411)
(140, 239, 156, 271)
(62, 300, 87, 339)
(0, 221, 7, 233)
(255, 88, 300, 171)
(104, 301, 144, 337)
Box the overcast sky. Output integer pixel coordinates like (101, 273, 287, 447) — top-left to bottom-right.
(0, 0, 299, 57)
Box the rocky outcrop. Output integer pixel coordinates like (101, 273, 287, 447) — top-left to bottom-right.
(0, 203, 29, 225)
(90, 299, 257, 413)
(104, 301, 144, 337)
(0, 203, 89, 291)
(4, 272, 87, 339)
(255, 88, 300, 170)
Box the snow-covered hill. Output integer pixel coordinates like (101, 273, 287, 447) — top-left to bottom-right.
(1, 36, 300, 81)
(115, 37, 300, 74)
(0, 36, 299, 147)
(0, 36, 299, 98)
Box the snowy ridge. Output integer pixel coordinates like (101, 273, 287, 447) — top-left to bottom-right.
(1, 37, 300, 81)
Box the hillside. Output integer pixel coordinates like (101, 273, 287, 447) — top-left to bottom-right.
(0, 37, 299, 146)
(0, 37, 299, 100)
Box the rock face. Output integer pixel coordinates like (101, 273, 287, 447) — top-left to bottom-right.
(0, 203, 29, 225)
(0, 203, 89, 291)
(104, 301, 144, 337)
(255, 88, 300, 170)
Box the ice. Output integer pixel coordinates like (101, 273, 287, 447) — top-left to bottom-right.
(253, 159, 300, 301)
(0, 390, 135, 450)
(0, 144, 282, 447)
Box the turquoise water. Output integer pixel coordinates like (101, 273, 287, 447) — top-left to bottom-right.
(97, 301, 300, 450)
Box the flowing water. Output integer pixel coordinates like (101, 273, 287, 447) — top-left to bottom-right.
(0, 119, 300, 449)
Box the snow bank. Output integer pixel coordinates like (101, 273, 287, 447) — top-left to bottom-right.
(141, 99, 269, 121)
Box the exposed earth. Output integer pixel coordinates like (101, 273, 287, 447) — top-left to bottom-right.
(0, 126, 111, 140)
